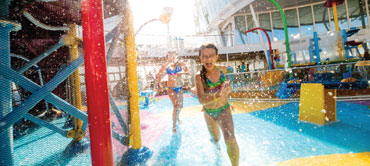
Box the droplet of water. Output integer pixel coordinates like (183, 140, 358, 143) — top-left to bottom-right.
(325, 116, 329, 121)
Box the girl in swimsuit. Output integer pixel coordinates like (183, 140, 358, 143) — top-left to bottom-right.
(157, 51, 189, 133)
(195, 44, 239, 166)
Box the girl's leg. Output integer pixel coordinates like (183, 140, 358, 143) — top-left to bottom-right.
(174, 90, 184, 123)
(218, 107, 239, 166)
(168, 89, 178, 132)
(204, 113, 221, 143)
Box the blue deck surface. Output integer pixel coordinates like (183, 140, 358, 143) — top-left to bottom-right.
(14, 119, 91, 166)
(13, 97, 370, 166)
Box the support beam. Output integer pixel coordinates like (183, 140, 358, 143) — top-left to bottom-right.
(0, 61, 88, 123)
(24, 114, 68, 136)
(66, 24, 84, 141)
(123, 0, 142, 150)
(123, 1, 152, 165)
(81, 0, 114, 165)
(0, 0, 21, 165)
(16, 39, 65, 74)
(331, 1, 345, 60)
(0, 17, 13, 166)
(0, 56, 83, 134)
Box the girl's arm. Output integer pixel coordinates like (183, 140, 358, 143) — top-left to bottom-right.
(218, 66, 231, 97)
(180, 62, 189, 73)
(220, 66, 229, 77)
(195, 74, 218, 105)
(156, 64, 168, 88)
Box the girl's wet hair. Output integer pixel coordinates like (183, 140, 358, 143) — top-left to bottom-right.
(199, 43, 218, 88)
(166, 51, 177, 59)
(198, 43, 218, 56)
(166, 50, 179, 68)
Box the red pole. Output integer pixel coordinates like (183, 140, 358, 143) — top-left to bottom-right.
(245, 27, 275, 69)
(81, 0, 114, 165)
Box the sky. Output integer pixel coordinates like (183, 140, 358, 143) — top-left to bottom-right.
(130, 0, 197, 36)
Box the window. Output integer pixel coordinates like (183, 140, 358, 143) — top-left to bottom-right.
(272, 11, 285, 41)
(258, 13, 273, 42)
(246, 15, 259, 43)
(235, 15, 247, 44)
(362, 0, 369, 27)
(285, 9, 300, 39)
(221, 27, 232, 47)
(347, 0, 368, 29)
(299, 6, 314, 37)
(313, 3, 331, 34)
(115, 74, 120, 80)
(109, 74, 115, 81)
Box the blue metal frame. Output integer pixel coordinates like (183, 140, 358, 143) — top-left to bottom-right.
(107, 25, 121, 63)
(313, 32, 321, 64)
(109, 94, 128, 134)
(291, 52, 297, 64)
(105, 24, 119, 43)
(105, 24, 129, 138)
(341, 29, 362, 60)
(24, 114, 68, 136)
(0, 22, 14, 166)
(0, 59, 88, 122)
(342, 29, 350, 59)
(112, 130, 127, 145)
(1, 26, 122, 138)
(267, 51, 272, 70)
(0, 55, 87, 134)
(17, 39, 65, 74)
(0, 0, 21, 164)
(11, 54, 50, 113)
(309, 32, 322, 65)
(0, 17, 124, 165)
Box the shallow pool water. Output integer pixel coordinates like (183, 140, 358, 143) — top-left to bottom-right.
(13, 96, 370, 165)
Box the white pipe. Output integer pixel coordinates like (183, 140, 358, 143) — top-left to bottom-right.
(23, 11, 70, 31)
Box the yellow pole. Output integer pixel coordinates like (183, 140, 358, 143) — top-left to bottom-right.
(332, 3, 340, 31)
(65, 24, 84, 141)
(124, 5, 142, 149)
(332, 2, 345, 60)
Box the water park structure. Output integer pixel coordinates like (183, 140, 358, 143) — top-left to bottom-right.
(0, 0, 369, 165)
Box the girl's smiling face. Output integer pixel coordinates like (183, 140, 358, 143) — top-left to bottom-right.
(200, 48, 218, 71)
(167, 51, 177, 63)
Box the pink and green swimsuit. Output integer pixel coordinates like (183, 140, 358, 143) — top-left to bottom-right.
(203, 67, 230, 118)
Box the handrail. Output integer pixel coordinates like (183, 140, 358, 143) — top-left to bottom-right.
(225, 61, 364, 76)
